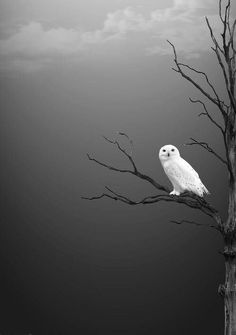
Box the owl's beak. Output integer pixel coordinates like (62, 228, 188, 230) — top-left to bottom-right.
(167, 153, 170, 157)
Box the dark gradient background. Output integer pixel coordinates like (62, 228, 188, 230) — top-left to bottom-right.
(0, 1, 233, 334)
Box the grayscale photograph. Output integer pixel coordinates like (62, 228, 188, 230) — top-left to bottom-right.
(0, 0, 235, 334)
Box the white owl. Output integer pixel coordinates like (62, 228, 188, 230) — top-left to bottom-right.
(159, 144, 209, 197)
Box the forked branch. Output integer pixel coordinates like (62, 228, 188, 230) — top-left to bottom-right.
(167, 40, 228, 118)
(189, 98, 225, 134)
(83, 135, 222, 228)
(186, 137, 228, 166)
(206, 1, 236, 113)
(87, 135, 168, 193)
(83, 185, 222, 228)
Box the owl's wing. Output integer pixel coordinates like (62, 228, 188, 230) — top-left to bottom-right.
(165, 157, 208, 196)
(175, 157, 199, 179)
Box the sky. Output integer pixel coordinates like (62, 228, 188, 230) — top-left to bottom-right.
(0, 0, 230, 72)
(0, 0, 234, 334)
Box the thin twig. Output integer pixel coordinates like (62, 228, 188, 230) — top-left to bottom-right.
(189, 98, 225, 134)
(167, 40, 227, 118)
(88, 136, 169, 193)
(116, 131, 134, 156)
(185, 138, 228, 166)
(206, 16, 236, 112)
(170, 219, 220, 231)
(178, 62, 225, 107)
(102, 135, 137, 172)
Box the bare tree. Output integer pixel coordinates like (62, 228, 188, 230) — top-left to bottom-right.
(83, 1, 236, 334)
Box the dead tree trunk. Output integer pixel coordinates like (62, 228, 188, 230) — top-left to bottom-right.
(222, 240, 236, 335)
(222, 135, 236, 335)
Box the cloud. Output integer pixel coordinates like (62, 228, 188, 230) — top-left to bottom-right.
(0, 9, 149, 59)
(0, 0, 224, 71)
(0, 22, 83, 56)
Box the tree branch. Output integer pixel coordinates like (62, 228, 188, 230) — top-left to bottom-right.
(185, 137, 228, 166)
(189, 98, 225, 134)
(178, 63, 227, 108)
(82, 185, 222, 226)
(87, 153, 131, 174)
(102, 135, 137, 172)
(206, 10, 236, 113)
(205, 17, 233, 109)
(170, 219, 220, 231)
(87, 136, 169, 193)
(167, 40, 228, 118)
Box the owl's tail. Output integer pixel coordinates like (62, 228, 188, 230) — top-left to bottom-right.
(202, 184, 210, 195)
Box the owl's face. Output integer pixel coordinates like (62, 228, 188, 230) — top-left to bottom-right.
(159, 144, 180, 161)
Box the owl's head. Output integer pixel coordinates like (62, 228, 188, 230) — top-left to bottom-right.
(159, 144, 180, 161)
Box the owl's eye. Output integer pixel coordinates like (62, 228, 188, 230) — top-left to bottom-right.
(171, 148, 175, 152)
(163, 149, 166, 152)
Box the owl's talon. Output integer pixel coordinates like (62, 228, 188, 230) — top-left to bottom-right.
(170, 190, 180, 196)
